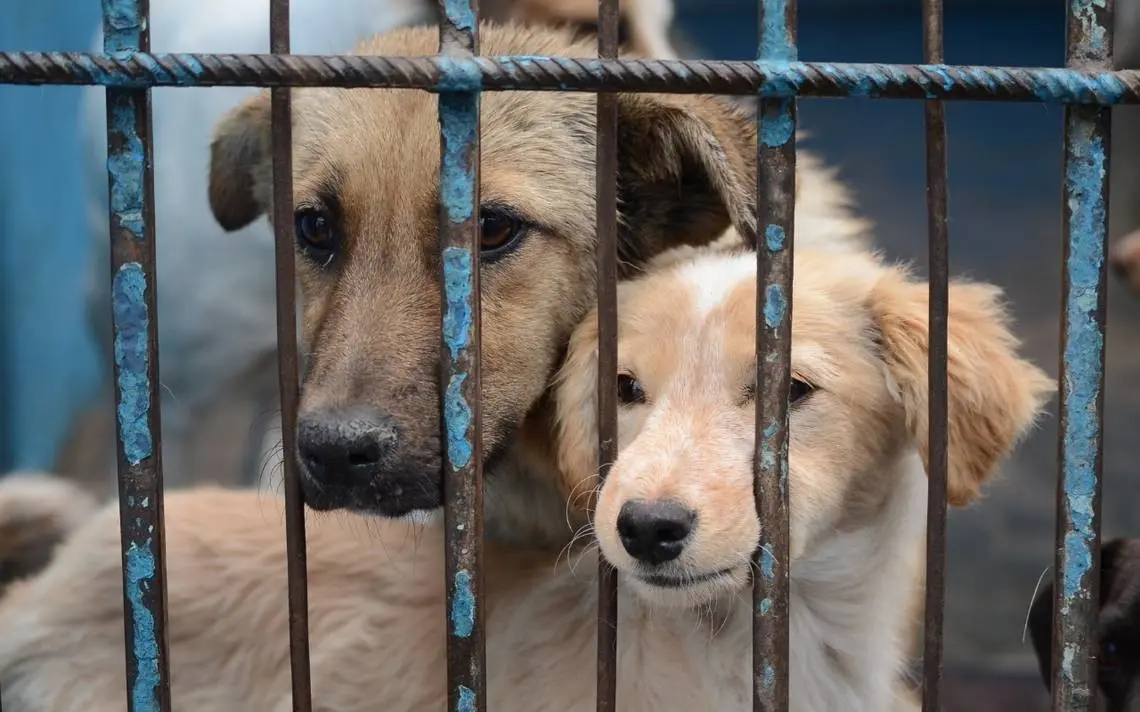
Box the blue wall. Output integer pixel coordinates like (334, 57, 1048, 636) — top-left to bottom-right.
(0, 0, 102, 470)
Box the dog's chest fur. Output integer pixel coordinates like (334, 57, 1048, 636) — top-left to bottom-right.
(485, 461, 926, 712)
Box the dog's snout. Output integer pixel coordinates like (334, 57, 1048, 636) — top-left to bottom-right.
(617, 499, 697, 565)
(297, 406, 397, 485)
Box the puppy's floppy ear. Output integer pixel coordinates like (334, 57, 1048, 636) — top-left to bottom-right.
(208, 91, 273, 232)
(870, 271, 1054, 506)
(614, 93, 756, 271)
(552, 312, 601, 512)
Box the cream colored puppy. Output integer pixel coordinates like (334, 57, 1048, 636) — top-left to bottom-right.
(552, 244, 1054, 711)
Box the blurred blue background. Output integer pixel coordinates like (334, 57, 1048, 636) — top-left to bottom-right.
(2, 0, 1137, 685)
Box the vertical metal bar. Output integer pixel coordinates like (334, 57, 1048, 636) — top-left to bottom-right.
(268, 0, 314, 707)
(102, 0, 172, 708)
(753, 0, 795, 710)
(920, 0, 949, 708)
(1053, 1, 1113, 710)
(437, 2, 486, 711)
(595, 0, 620, 710)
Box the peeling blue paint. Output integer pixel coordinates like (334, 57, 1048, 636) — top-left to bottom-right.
(439, 93, 477, 224)
(760, 547, 775, 579)
(112, 263, 152, 465)
(759, 597, 772, 615)
(451, 569, 475, 638)
(764, 225, 785, 253)
(445, 373, 473, 470)
(102, 0, 146, 55)
(106, 93, 146, 238)
(757, 0, 795, 62)
(760, 102, 794, 148)
(762, 664, 775, 689)
(457, 685, 476, 712)
(437, 56, 482, 93)
(763, 284, 787, 329)
(1071, 0, 1110, 61)
(125, 541, 160, 711)
(1059, 115, 1106, 608)
(442, 246, 473, 362)
(442, 0, 475, 33)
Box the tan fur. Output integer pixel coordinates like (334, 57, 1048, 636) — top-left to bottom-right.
(552, 246, 1054, 710)
(1110, 227, 1140, 295)
(205, 20, 867, 540)
(0, 473, 98, 594)
(0, 244, 1047, 711)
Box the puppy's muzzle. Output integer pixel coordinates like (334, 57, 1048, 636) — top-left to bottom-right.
(617, 499, 697, 566)
(297, 406, 434, 515)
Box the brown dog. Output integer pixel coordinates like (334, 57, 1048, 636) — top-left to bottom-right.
(203, 21, 868, 548)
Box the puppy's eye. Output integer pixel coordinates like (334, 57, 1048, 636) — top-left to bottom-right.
(790, 378, 814, 405)
(479, 207, 528, 261)
(617, 373, 646, 405)
(295, 207, 339, 263)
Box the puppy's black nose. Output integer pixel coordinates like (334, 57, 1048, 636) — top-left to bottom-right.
(297, 406, 397, 486)
(617, 499, 697, 566)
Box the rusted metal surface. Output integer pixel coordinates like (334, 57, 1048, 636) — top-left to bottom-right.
(5, 52, 1140, 103)
(753, 0, 795, 710)
(437, 1, 486, 711)
(1053, 0, 1114, 710)
(921, 0, 949, 709)
(594, 0, 620, 711)
(268, 0, 314, 708)
(102, 0, 172, 708)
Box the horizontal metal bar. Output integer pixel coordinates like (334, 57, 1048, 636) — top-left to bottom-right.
(3, 52, 1140, 102)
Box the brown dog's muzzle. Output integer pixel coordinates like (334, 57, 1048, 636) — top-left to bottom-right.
(296, 403, 443, 516)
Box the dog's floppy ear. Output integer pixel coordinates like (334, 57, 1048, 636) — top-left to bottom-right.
(613, 93, 756, 271)
(208, 91, 273, 232)
(552, 312, 601, 512)
(870, 271, 1054, 506)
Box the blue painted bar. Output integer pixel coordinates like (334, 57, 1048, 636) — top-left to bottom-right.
(437, 1, 485, 710)
(1053, 0, 1113, 710)
(101, 0, 171, 708)
(6, 52, 1140, 104)
(753, 0, 795, 709)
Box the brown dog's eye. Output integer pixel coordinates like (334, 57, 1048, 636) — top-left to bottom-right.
(790, 378, 814, 405)
(617, 373, 646, 405)
(294, 207, 339, 263)
(479, 207, 528, 261)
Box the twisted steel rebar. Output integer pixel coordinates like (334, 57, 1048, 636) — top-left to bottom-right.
(1, 52, 1139, 103)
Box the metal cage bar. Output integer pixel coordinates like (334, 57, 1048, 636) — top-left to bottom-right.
(753, 0, 796, 710)
(437, 1, 487, 711)
(268, 0, 315, 707)
(102, 0, 173, 707)
(5, 53, 1140, 102)
(0, 3, 1127, 712)
(594, 0, 620, 709)
(1052, 1, 1114, 710)
(920, 0, 950, 708)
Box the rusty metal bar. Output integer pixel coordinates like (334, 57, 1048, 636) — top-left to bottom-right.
(594, 0, 620, 710)
(753, 0, 795, 710)
(102, 0, 172, 708)
(5, 53, 1140, 103)
(1053, 1, 1114, 710)
(920, 0, 949, 708)
(268, 0, 314, 707)
(437, 2, 486, 711)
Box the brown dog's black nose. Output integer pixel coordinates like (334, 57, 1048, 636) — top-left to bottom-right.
(297, 406, 397, 487)
(617, 499, 697, 566)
